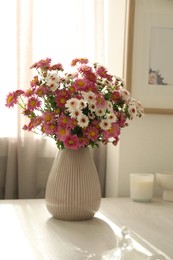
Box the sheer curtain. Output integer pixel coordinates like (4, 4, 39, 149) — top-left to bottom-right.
(0, 0, 107, 199)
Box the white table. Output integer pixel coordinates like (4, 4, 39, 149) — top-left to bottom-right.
(100, 198, 173, 260)
(0, 198, 172, 260)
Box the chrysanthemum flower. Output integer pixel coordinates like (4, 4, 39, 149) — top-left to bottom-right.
(71, 58, 88, 66)
(68, 84, 76, 94)
(106, 101, 113, 112)
(89, 103, 97, 112)
(81, 91, 96, 104)
(73, 78, 87, 91)
(111, 90, 121, 102)
(56, 126, 70, 141)
(70, 109, 83, 119)
(49, 63, 63, 71)
(6, 92, 18, 107)
(6, 90, 25, 108)
(77, 114, 89, 128)
(43, 111, 55, 123)
(58, 114, 69, 126)
(46, 72, 60, 91)
(79, 100, 87, 109)
(25, 88, 35, 97)
(27, 97, 41, 111)
(55, 89, 70, 108)
(99, 119, 111, 130)
(96, 66, 112, 81)
(78, 135, 90, 148)
(68, 118, 78, 129)
(63, 134, 79, 150)
(108, 122, 120, 137)
(44, 123, 57, 135)
(78, 65, 92, 74)
(86, 126, 99, 141)
(30, 58, 51, 69)
(65, 98, 79, 111)
(35, 86, 48, 97)
(95, 108, 106, 117)
(24, 117, 42, 131)
(117, 113, 127, 127)
(30, 76, 39, 87)
(128, 104, 137, 119)
(96, 94, 106, 108)
(107, 113, 117, 123)
(120, 88, 131, 102)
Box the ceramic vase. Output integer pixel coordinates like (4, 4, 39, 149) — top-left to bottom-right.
(45, 147, 101, 221)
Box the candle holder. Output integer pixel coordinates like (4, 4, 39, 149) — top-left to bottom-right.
(130, 173, 154, 202)
(156, 172, 173, 201)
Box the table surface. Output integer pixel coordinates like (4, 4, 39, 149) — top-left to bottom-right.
(0, 198, 172, 260)
(100, 198, 173, 260)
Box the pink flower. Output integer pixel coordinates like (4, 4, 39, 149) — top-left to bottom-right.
(5, 90, 24, 108)
(30, 76, 39, 87)
(44, 123, 57, 135)
(27, 97, 41, 111)
(68, 118, 78, 129)
(5, 92, 19, 107)
(58, 114, 69, 126)
(55, 89, 70, 108)
(24, 117, 43, 131)
(86, 126, 99, 142)
(96, 66, 112, 81)
(96, 94, 106, 108)
(117, 113, 127, 127)
(71, 58, 88, 66)
(49, 63, 63, 71)
(30, 58, 51, 69)
(63, 135, 79, 150)
(42, 111, 55, 123)
(35, 85, 48, 97)
(111, 90, 121, 102)
(56, 126, 70, 141)
(73, 78, 87, 91)
(78, 135, 90, 148)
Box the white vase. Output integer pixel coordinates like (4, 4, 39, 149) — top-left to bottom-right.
(45, 147, 101, 220)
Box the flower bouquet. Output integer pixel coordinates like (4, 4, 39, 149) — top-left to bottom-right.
(6, 57, 144, 150)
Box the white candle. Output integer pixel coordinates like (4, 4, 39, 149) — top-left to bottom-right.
(130, 174, 154, 202)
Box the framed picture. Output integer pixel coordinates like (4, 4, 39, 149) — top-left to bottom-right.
(124, 0, 173, 114)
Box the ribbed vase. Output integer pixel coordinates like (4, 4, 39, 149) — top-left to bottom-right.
(45, 147, 101, 221)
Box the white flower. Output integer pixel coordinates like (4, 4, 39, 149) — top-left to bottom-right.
(65, 98, 79, 112)
(89, 103, 97, 112)
(81, 91, 96, 104)
(63, 72, 77, 82)
(77, 114, 89, 128)
(107, 112, 117, 123)
(99, 119, 111, 130)
(95, 108, 106, 117)
(46, 72, 59, 91)
(120, 87, 131, 102)
(70, 109, 83, 118)
(79, 99, 87, 109)
(128, 101, 137, 119)
(106, 100, 113, 112)
(136, 101, 144, 116)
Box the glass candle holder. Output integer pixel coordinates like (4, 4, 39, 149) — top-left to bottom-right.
(130, 173, 154, 202)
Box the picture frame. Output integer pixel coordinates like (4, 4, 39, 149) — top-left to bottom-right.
(124, 0, 173, 114)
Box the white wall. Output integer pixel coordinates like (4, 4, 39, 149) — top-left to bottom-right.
(105, 0, 173, 198)
(118, 114, 173, 198)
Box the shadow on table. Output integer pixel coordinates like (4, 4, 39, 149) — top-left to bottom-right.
(46, 216, 117, 259)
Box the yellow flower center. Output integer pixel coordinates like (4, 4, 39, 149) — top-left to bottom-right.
(59, 129, 66, 136)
